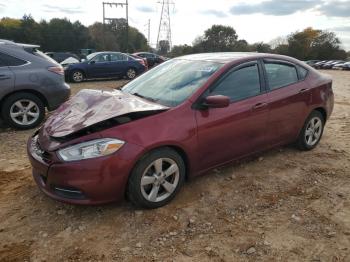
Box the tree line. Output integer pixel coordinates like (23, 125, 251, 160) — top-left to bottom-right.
(170, 25, 349, 60)
(0, 15, 149, 54)
(0, 16, 348, 61)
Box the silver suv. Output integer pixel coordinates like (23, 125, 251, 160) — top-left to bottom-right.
(0, 40, 70, 129)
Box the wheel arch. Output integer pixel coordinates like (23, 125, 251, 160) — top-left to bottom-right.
(0, 89, 48, 113)
(72, 68, 86, 76)
(128, 65, 137, 71)
(129, 144, 191, 184)
(313, 107, 327, 122)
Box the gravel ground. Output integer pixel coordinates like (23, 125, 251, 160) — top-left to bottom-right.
(0, 71, 349, 261)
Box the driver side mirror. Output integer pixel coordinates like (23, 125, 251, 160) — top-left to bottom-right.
(202, 95, 230, 109)
(89, 60, 95, 64)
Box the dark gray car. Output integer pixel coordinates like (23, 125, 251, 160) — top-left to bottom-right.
(0, 40, 70, 129)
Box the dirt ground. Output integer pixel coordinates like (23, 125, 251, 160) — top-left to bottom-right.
(0, 71, 349, 262)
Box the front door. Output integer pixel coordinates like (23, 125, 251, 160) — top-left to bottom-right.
(87, 53, 112, 78)
(195, 61, 269, 171)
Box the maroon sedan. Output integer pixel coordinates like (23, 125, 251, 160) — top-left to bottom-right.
(27, 53, 334, 208)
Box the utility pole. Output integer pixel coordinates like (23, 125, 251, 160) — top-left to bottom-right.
(157, 0, 173, 52)
(144, 19, 151, 46)
(148, 19, 151, 46)
(102, 1, 129, 52)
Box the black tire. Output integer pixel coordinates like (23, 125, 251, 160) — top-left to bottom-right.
(1, 92, 45, 130)
(127, 148, 185, 209)
(126, 68, 137, 80)
(70, 70, 85, 83)
(297, 110, 325, 151)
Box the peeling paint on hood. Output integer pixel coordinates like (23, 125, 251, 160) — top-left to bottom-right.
(44, 89, 169, 138)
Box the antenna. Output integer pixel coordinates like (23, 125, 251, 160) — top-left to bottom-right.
(156, 0, 174, 52)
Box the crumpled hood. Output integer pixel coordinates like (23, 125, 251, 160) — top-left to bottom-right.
(44, 89, 168, 138)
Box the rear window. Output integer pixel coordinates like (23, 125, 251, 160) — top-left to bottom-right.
(296, 65, 308, 80)
(0, 52, 27, 67)
(264, 62, 299, 90)
(25, 48, 57, 64)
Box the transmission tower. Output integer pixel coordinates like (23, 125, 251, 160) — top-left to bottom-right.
(156, 0, 173, 51)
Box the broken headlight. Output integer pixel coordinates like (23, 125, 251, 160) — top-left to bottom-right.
(57, 138, 125, 162)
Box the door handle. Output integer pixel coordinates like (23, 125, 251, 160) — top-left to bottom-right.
(252, 102, 268, 110)
(0, 76, 10, 80)
(298, 88, 309, 94)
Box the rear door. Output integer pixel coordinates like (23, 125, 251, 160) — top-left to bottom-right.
(110, 53, 129, 76)
(195, 61, 269, 170)
(0, 52, 17, 96)
(263, 59, 311, 146)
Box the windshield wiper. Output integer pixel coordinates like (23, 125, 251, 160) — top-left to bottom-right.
(132, 92, 157, 103)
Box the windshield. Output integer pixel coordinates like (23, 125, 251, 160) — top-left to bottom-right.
(87, 53, 97, 60)
(122, 59, 223, 107)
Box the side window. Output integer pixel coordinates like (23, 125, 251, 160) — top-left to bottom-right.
(0, 52, 27, 67)
(210, 64, 261, 102)
(111, 53, 128, 61)
(264, 62, 298, 90)
(91, 54, 110, 63)
(296, 65, 308, 80)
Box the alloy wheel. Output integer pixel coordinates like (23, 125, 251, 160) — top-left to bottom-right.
(73, 71, 83, 82)
(140, 158, 180, 202)
(305, 116, 323, 146)
(127, 69, 136, 79)
(10, 99, 40, 126)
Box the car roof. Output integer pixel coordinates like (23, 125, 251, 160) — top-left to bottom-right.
(90, 51, 123, 56)
(134, 52, 154, 55)
(175, 52, 300, 64)
(0, 39, 40, 49)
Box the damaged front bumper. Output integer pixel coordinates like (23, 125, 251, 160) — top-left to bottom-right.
(27, 134, 143, 205)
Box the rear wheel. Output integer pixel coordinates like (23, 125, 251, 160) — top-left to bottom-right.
(1, 92, 45, 129)
(297, 110, 325, 151)
(127, 148, 185, 209)
(126, 68, 137, 80)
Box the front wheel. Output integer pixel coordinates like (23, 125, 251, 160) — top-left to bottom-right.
(70, 70, 84, 83)
(297, 110, 325, 151)
(127, 148, 185, 209)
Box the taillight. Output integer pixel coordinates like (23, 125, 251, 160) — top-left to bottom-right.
(138, 59, 148, 69)
(48, 66, 64, 75)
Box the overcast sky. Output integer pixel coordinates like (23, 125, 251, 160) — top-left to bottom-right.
(0, 0, 349, 50)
